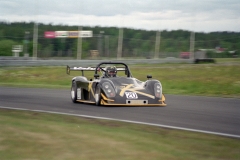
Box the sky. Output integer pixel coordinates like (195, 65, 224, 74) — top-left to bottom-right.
(0, 0, 240, 33)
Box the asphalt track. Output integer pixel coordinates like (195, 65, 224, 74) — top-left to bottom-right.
(0, 86, 240, 138)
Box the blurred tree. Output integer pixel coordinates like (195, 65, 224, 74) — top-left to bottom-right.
(0, 39, 18, 56)
(0, 21, 239, 58)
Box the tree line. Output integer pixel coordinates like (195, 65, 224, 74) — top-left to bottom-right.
(0, 21, 239, 58)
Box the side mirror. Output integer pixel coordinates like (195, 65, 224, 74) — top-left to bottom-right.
(94, 74, 100, 79)
(147, 75, 152, 79)
(66, 65, 70, 75)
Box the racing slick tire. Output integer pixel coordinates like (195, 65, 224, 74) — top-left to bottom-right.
(95, 85, 102, 106)
(71, 81, 78, 103)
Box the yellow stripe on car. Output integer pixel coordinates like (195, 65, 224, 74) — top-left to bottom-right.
(119, 84, 155, 99)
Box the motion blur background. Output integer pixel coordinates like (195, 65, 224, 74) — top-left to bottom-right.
(0, 22, 239, 60)
(0, 0, 239, 60)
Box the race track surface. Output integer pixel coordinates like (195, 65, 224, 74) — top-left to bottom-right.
(0, 87, 239, 137)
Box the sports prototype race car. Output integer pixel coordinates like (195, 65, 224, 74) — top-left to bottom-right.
(67, 62, 166, 106)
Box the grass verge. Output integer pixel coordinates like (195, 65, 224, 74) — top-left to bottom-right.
(0, 109, 239, 160)
(0, 59, 239, 159)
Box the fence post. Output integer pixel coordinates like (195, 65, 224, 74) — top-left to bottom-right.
(77, 26, 82, 60)
(154, 30, 161, 59)
(117, 28, 123, 59)
(33, 22, 38, 60)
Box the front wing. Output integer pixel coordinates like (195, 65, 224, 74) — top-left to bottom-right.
(100, 93, 167, 106)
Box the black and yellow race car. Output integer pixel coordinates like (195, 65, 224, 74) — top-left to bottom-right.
(67, 62, 166, 106)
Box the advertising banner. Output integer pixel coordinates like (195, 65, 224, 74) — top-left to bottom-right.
(44, 31, 55, 38)
(79, 31, 93, 38)
(44, 30, 93, 38)
(68, 31, 79, 38)
(55, 31, 68, 38)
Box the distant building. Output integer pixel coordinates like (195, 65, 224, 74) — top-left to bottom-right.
(179, 51, 206, 59)
(198, 47, 227, 53)
(194, 51, 206, 59)
(179, 52, 190, 59)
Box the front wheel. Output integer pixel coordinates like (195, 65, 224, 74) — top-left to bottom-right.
(71, 81, 78, 103)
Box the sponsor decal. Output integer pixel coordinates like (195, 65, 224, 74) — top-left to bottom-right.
(44, 31, 55, 38)
(68, 31, 79, 38)
(44, 30, 93, 38)
(79, 31, 92, 38)
(125, 92, 138, 99)
(73, 67, 96, 70)
(55, 31, 68, 38)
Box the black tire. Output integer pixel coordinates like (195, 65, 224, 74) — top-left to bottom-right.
(95, 85, 102, 106)
(71, 81, 78, 103)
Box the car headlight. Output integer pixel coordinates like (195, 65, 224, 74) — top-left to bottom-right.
(154, 83, 162, 98)
(102, 82, 116, 97)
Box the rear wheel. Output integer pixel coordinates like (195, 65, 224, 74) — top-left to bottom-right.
(71, 81, 77, 103)
(95, 85, 102, 106)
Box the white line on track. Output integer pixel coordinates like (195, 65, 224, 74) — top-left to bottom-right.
(1, 106, 240, 139)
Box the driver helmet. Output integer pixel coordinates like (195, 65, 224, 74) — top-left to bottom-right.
(105, 66, 117, 77)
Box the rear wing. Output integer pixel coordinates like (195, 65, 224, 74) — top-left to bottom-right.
(66, 66, 96, 75)
(67, 61, 132, 77)
(66, 65, 127, 76)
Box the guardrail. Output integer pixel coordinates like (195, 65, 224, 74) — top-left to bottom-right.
(0, 57, 193, 67)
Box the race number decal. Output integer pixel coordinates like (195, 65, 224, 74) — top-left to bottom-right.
(125, 92, 138, 99)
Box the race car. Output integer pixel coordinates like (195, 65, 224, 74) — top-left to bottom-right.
(67, 62, 166, 106)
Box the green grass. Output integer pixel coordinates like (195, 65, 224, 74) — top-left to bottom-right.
(0, 109, 239, 160)
(0, 58, 240, 98)
(0, 59, 240, 159)
(214, 58, 240, 63)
